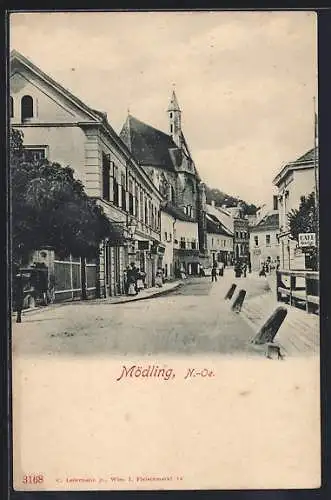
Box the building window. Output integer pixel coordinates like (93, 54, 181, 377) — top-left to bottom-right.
(169, 233, 172, 242)
(121, 173, 126, 211)
(266, 234, 271, 246)
(128, 178, 134, 215)
(170, 124, 173, 133)
(254, 236, 259, 246)
(21, 95, 34, 121)
(164, 232, 168, 241)
(180, 237, 186, 249)
(23, 147, 46, 162)
(170, 112, 173, 119)
(144, 199, 148, 225)
(10, 96, 14, 118)
(102, 153, 110, 201)
(235, 231, 239, 238)
(191, 239, 197, 250)
(135, 186, 139, 218)
(113, 169, 119, 206)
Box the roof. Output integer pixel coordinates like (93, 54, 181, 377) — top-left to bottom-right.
(167, 90, 181, 112)
(10, 50, 162, 200)
(206, 214, 233, 237)
(162, 202, 196, 222)
(205, 204, 234, 234)
(273, 147, 318, 186)
(250, 212, 279, 232)
(120, 115, 178, 171)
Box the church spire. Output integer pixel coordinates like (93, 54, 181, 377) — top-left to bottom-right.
(167, 88, 182, 146)
(167, 89, 181, 112)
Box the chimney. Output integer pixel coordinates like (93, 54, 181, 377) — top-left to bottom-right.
(211, 200, 215, 207)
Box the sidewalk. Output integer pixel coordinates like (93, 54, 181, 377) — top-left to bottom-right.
(11, 280, 182, 319)
(88, 280, 181, 305)
(239, 278, 319, 356)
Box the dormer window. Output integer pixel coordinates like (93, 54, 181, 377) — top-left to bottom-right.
(10, 96, 14, 118)
(21, 95, 34, 121)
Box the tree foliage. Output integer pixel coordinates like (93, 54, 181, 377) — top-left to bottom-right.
(287, 192, 318, 241)
(10, 128, 115, 268)
(205, 185, 257, 215)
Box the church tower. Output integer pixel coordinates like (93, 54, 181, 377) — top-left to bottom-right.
(167, 90, 182, 147)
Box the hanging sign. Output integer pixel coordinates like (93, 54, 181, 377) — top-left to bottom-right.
(298, 233, 316, 248)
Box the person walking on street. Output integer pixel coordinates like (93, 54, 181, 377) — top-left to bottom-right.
(242, 261, 247, 278)
(211, 265, 217, 282)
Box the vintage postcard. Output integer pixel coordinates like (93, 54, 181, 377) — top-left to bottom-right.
(9, 10, 320, 491)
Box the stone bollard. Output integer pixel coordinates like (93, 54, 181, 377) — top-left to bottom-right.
(225, 283, 237, 300)
(251, 306, 287, 345)
(231, 289, 246, 313)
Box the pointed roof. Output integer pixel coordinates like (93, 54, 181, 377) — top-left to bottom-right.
(167, 90, 181, 112)
(120, 114, 178, 171)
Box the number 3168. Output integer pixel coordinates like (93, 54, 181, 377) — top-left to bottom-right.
(22, 474, 44, 484)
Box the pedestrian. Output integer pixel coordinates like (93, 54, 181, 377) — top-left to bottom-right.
(136, 268, 145, 292)
(15, 272, 24, 323)
(259, 265, 266, 277)
(219, 262, 224, 277)
(127, 262, 138, 296)
(155, 267, 163, 287)
(211, 266, 217, 282)
(242, 261, 247, 278)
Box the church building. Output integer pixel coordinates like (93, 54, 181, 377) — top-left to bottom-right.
(120, 91, 208, 277)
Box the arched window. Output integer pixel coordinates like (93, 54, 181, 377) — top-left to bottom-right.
(10, 96, 14, 118)
(21, 95, 34, 120)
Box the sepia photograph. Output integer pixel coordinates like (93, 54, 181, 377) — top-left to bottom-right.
(9, 10, 320, 491)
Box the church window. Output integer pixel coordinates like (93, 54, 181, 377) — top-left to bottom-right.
(10, 96, 14, 118)
(170, 112, 173, 119)
(21, 95, 34, 121)
(170, 124, 173, 133)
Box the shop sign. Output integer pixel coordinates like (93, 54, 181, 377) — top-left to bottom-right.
(138, 240, 150, 251)
(298, 233, 316, 248)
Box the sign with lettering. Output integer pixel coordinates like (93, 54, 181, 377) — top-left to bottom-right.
(298, 233, 316, 248)
(138, 240, 150, 251)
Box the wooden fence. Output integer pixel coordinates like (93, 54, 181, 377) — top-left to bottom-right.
(276, 269, 319, 314)
(54, 256, 97, 302)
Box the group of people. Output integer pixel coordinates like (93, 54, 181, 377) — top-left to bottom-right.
(211, 262, 225, 282)
(259, 257, 280, 277)
(124, 263, 165, 296)
(124, 263, 146, 296)
(234, 259, 251, 278)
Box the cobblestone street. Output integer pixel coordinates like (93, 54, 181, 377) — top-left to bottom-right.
(12, 271, 320, 490)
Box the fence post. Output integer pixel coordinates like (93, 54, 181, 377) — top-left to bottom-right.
(80, 256, 87, 300)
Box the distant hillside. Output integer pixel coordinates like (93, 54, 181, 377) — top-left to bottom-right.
(205, 186, 257, 216)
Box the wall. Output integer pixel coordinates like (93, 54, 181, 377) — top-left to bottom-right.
(206, 232, 233, 266)
(15, 125, 87, 185)
(249, 228, 280, 272)
(160, 210, 175, 279)
(174, 220, 199, 249)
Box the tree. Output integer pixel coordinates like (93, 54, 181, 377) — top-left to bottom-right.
(204, 185, 257, 215)
(287, 192, 318, 270)
(287, 192, 318, 241)
(10, 128, 118, 271)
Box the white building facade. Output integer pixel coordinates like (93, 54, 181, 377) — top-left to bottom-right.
(273, 147, 317, 270)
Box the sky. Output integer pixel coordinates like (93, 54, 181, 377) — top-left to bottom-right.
(10, 11, 317, 206)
